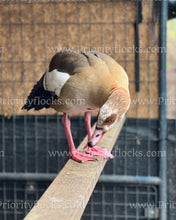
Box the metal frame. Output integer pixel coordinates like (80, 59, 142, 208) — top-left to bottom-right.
(0, 173, 161, 185)
(159, 0, 168, 220)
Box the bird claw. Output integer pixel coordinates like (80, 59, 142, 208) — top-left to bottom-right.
(71, 151, 97, 163)
(86, 146, 114, 159)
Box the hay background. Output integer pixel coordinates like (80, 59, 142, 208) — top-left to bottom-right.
(0, 0, 159, 118)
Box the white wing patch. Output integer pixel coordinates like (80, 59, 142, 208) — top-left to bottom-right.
(43, 69, 70, 96)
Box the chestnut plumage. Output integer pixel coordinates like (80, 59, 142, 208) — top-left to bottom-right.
(22, 51, 130, 162)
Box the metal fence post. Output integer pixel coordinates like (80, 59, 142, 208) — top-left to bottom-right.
(159, 0, 168, 219)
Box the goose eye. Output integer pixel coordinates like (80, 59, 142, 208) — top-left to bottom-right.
(103, 114, 117, 125)
(104, 118, 114, 124)
(105, 119, 112, 124)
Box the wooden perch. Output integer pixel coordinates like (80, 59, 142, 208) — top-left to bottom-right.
(24, 117, 125, 220)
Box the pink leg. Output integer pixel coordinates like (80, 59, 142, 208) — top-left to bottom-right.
(62, 113, 97, 162)
(84, 112, 114, 159)
(84, 111, 92, 140)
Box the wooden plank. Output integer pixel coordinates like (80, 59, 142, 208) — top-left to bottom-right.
(24, 117, 125, 220)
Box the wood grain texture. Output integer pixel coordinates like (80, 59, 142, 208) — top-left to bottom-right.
(24, 117, 125, 220)
(0, 1, 159, 118)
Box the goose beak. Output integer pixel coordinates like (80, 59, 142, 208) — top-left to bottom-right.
(88, 126, 105, 147)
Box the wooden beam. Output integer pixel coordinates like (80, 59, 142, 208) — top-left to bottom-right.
(24, 117, 125, 220)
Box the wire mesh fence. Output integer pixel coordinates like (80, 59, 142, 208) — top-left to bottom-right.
(0, 180, 159, 220)
(0, 116, 161, 219)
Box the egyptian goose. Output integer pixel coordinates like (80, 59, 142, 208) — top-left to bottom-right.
(22, 51, 130, 162)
